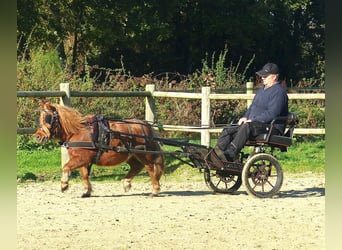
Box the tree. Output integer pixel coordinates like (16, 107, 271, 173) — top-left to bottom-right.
(17, 0, 325, 84)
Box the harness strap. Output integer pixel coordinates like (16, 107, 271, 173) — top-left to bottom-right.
(62, 118, 162, 161)
(126, 123, 133, 149)
(62, 116, 111, 165)
(140, 123, 147, 145)
(63, 141, 96, 148)
(93, 117, 111, 164)
(62, 141, 133, 153)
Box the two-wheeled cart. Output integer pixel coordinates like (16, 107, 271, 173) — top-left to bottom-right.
(112, 112, 298, 198)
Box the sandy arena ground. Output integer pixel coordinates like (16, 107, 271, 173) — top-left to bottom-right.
(17, 173, 325, 250)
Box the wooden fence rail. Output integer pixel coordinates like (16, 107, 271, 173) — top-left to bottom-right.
(17, 82, 325, 147)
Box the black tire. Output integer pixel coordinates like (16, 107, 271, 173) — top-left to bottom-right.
(242, 153, 283, 198)
(204, 168, 242, 194)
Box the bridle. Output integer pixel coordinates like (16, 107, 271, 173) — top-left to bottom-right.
(40, 109, 63, 140)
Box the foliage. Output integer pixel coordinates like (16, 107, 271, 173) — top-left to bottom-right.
(17, 0, 325, 83)
(17, 46, 66, 147)
(16, 44, 325, 146)
(289, 100, 325, 128)
(17, 0, 326, 144)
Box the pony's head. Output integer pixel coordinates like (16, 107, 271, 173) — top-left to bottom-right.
(34, 100, 87, 143)
(34, 101, 61, 143)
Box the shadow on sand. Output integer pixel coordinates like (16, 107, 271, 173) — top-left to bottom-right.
(78, 187, 325, 199)
(277, 187, 325, 198)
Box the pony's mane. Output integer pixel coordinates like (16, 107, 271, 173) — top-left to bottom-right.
(55, 104, 88, 135)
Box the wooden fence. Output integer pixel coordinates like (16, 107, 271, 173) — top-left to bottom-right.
(17, 82, 325, 147)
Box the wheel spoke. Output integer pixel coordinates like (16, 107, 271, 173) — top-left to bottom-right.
(204, 168, 242, 194)
(266, 179, 275, 188)
(215, 178, 222, 189)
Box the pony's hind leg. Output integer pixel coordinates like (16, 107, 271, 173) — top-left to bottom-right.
(122, 157, 144, 193)
(149, 154, 165, 197)
(137, 153, 165, 197)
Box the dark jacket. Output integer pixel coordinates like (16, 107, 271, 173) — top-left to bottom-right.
(244, 82, 288, 133)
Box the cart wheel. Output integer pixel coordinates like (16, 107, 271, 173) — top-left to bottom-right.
(204, 168, 242, 194)
(242, 153, 283, 198)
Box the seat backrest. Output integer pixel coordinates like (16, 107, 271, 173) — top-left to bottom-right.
(247, 112, 298, 150)
(283, 112, 299, 138)
(245, 112, 298, 152)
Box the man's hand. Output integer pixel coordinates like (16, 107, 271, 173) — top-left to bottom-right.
(238, 117, 251, 125)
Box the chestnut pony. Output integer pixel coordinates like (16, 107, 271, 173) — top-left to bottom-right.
(34, 101, 165, 197)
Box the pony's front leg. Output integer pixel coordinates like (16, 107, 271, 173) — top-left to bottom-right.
(79, 166, 92, 198)
(61, 166, 71, 192)
(60, 150, 92, 197)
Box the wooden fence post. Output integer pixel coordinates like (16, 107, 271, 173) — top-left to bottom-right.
(145, 84, 156, 123)
(246, 81, 254, 108)
(59, 83, 71, 168)
(201, 87, 211, 147)
(59, 83, 71, 107)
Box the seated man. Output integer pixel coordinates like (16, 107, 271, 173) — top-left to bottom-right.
(213, 62, 289, 163)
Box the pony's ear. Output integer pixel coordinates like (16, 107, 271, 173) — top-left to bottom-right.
(40, 99, 49, 108)
(41, 100, 56, 112)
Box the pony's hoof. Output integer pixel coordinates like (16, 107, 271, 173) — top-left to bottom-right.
(122, 180, 132, 192)
(81, 193, 91, 198)
(61, 183, 69, 192)
(149, 193, 159, 198)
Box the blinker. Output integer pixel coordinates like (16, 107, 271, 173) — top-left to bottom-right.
(45, 114, 52, 124)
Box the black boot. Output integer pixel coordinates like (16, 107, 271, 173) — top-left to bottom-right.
(206, 146, 226, 168)
(223, 144, 237, 162)
(213, 145, 227, 161)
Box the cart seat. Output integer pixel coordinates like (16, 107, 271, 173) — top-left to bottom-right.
(246, 112, 298, 152)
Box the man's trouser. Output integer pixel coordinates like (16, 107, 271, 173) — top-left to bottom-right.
(216, 121, 277, 158)
(216, 123, 250, 157)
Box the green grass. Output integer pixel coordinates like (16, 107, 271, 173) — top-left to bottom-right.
(278, 139, 325, 173)
(17, 139, 325, 183)
(17, 149, 62, 181)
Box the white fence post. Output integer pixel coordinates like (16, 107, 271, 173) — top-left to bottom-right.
(59, 83, 71, 107)
(145, 84, 156, 123)
(246, 81, 254, 108)
(59, 83, 71, 168)
(201, 87, 211, 147)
